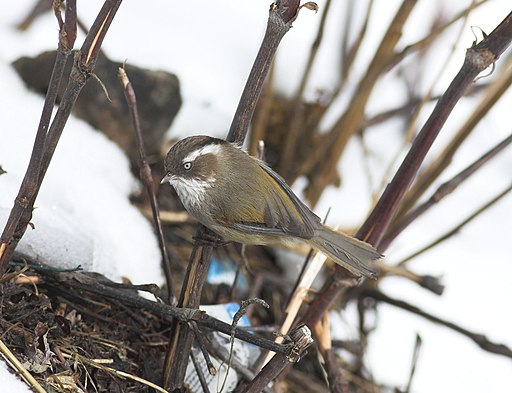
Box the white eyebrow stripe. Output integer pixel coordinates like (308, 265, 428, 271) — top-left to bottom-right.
(183, 143, 222, 163)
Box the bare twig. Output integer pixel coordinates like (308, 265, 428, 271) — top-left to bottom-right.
(315, 312, 347, 393)
(41, 270, 292, 354)
(358, 11, 512, 248)
(220, 299, 270, 392)
(339, 0, 374, 94)
(207, 338, 274, 393)
(376, 260, 444, 295)
(190, 346, 213, 393)
(248, 66, 275, 156)
(0, 0, 77, 272)
(118, 66, 176, 304)
(396, 182, 512, 265)
(163, 232, 216, 388)
(0, 0, 123, 274)
(389, 0, 489, 69)
(301, 0, 419, 204)
(364, 289, 512, 358)
(404, 334, 422, 393)
(362, 83, 489, 130)
(279, 0, 332, 174)
(375, 2, 474, 203)
(189, 321, 216, 376)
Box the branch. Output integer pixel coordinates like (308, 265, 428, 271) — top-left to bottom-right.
(237, 325, 313, 393)
(364, 289, 512, 358)
(42, 271, 291, 355)
(381, 132, 512, 249)
(300, 9, 512, 330)
(302, 0, 419, 205)
(0, 0, 77, 271)
(357, 11, 512, 248)
(227, 0, 300, 145)
(0, 0, 123, 274)
(396, 182, 512, 265)
(395, 53, 512, 220)
(279, 0, 331, 174)
(164, 1, 304, 389)
(118, 67, 176, 304)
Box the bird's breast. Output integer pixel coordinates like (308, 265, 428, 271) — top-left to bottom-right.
(172, 176, 214, 210)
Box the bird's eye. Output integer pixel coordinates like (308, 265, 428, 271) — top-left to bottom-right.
(183, 162, 192, 170)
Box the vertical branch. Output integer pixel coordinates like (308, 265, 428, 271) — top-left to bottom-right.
(163, 236, 215, 389)
(227, 0, 300, 145)
(118, 67, 176, 304)
(248, 65, 275, 156)
(163, 1, 305, 390)
(314, 312, 347, 393)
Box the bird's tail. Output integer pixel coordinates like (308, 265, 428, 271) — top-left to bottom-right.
(307, 225, 381, 278)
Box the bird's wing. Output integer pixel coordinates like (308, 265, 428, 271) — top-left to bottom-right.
(231, 161, 320, 239)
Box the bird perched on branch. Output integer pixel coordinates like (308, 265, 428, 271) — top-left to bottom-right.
(161, 135, 381, 277)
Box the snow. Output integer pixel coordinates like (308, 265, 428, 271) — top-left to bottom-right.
(0, 60, 162, 283)
(0, 360, 32, 393)
(1, 1, 511, 392)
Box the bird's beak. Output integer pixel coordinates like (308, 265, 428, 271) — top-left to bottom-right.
(160, 173, 175, 185)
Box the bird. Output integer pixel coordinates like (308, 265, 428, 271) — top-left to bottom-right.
(161, 135, 381, 277)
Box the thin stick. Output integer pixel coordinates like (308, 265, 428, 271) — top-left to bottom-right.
(314, 312, 347, 393)
(190, 321, 216, 376)
(404, 334, 422, 393)
(375, 2, 474, 203)
(190, 346, 212, 393)
(162, 229, 216, 389)
(0, 0, 123, 273)
(339, 0, 374, 93)
(219, 299, 269, 392)
(364, 289, 512, 358)
(118, 66, 175, 304)
(0, 0, 77, 272)
(396, 52, 512, 220)
(301, 0, 418, 205)
(279, 0, 332, 174)
(248, 66, 275, 157)
(60, 350, 168, 393)
(207, 338, 273, 393)
(42, 271, 291, 354)
(396, 183, 512, 265)
(358, 11, 512, 248)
